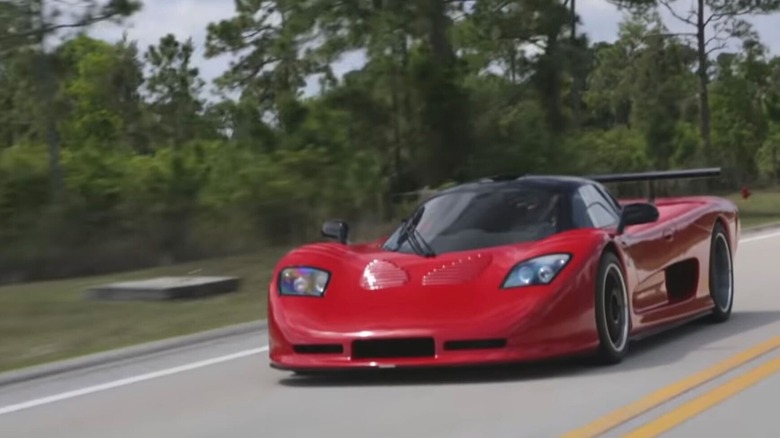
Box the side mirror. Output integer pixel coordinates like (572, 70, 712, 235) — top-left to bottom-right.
(321, 220, 349, 244)
(617, 202, 659, 235)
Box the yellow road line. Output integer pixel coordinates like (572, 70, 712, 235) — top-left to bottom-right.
(559, 336, 780, 438)
(623, 354, 780, 437)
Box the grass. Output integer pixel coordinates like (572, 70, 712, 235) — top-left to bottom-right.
(1, 189, 779, 374)
(0, 248, 287, 373)
(724, 188, 780, 228)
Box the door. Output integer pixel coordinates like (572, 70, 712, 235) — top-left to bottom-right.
(574, 184, 672, 313)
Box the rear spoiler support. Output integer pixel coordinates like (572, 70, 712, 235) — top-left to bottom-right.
(586, 168, 721, 203)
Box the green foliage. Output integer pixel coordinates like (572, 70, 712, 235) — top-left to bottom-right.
(0, 0, 779, 283)
(0, 0, 141, 51)
(575, 127, 650, 175)
(144, 34, 207, 147)
(0, 143, 49, 238)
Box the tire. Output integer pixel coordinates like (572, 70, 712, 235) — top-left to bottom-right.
(594, 251, 631, 365)
(707, 222, 734, 323)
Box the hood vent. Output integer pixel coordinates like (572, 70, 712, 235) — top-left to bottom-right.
(360, 259, 409, 290)
(423, 254, 492, 286)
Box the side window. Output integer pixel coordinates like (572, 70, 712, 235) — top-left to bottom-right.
(577, 185, 620, 228)
(589, 203, 619, 228)
(571, 190, 592, 228)
(594, 184, 622, 214)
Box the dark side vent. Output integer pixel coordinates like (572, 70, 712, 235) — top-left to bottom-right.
(444, 339, 507, 351)
(293, 344, 344, 354)
(352, 338, 435, 359)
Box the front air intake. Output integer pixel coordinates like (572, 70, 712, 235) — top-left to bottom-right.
(444, 339, 507, 351)
(351, 338, 435, 359)
(293, 344, 344, 354)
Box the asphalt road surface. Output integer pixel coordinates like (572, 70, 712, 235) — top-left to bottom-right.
(2, 229, 780, 438)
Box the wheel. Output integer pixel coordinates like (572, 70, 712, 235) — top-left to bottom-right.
(707, 222, 734, 323)
(594, 251, 631, 365)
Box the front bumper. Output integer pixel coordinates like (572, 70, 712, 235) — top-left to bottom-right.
(267, 297, 599, 371)
(267, 247, 602, 371)
(268, 334, 596, 371)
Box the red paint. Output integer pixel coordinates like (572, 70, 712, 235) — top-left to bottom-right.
(267, 195, 739, 370)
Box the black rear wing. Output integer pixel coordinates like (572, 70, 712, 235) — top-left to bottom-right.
(586, 167, 721, 202)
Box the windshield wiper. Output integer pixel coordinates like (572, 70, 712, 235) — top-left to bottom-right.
(396, 208, 436, 257)
(407, 227, 436, 257)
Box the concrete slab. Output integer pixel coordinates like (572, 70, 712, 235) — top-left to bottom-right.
(86, 276, 241, 301)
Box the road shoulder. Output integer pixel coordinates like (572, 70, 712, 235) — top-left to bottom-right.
(0, 320, 266, 387)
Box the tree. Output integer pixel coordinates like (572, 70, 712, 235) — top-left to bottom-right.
(205, 0, 320, 132)
(0, 0, 142, 201)
(55, 35, 146, 151)
(461, 0, 574, 131)
(585, 12, 697, 168)
(1, 0, 780, 281)
(144, 34, 208, 147)
(608, 0, 780, 160)
(710, 40, 774, 184)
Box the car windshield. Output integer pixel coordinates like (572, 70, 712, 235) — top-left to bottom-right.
(383, 186, 563, 255)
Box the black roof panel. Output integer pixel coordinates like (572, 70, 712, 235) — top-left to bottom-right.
(437, 175, 594, 197)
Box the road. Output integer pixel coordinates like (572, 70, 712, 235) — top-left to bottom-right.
(2, 230, 780, 438)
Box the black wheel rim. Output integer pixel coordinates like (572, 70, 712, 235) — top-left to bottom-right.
(604, 264, 628, 350)
(712, 233, 733, 312)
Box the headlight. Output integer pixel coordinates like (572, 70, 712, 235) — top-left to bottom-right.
(502, 254, 571, 288)
(278, 267, 330, 296)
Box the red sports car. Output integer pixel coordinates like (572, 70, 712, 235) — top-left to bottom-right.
(267, 168, 739, 372)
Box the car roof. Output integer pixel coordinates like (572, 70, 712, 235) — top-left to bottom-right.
(436, 175, 597, 197)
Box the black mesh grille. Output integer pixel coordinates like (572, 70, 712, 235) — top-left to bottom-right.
(293, 344, 344, 354)
(443, 339, 506, 351)
(352, 338, 435, 359)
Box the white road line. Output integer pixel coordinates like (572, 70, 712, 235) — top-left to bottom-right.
(741, 230, 780, 244)
(0, 228, 778, 418)
(0, 346, 268, 416)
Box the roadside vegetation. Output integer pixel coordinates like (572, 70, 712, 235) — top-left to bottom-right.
(0, 252, 275, 372)
(728, 189, 780, 228)
(1, 0, 780, 371)
(1, 189, 778, 373)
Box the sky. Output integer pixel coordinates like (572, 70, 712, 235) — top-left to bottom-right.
(88, 0, 780, 97)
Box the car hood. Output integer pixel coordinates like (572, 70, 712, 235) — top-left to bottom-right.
(273, 229, 600, 294)
(269, 229, 603, 333)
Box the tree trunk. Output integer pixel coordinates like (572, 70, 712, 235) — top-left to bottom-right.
(418, 0, 471, 185)
(569, 0, 580, 128)
(540, 34, 565, 133)
(696, 0, 712, 162)
(29, 0, 64, 203)
(425, 0, 455, 65)
(391, 66, 402, 183)
(36, 53, 64, 204)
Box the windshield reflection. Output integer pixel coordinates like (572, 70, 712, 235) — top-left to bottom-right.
(383, 187, 562, 255)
